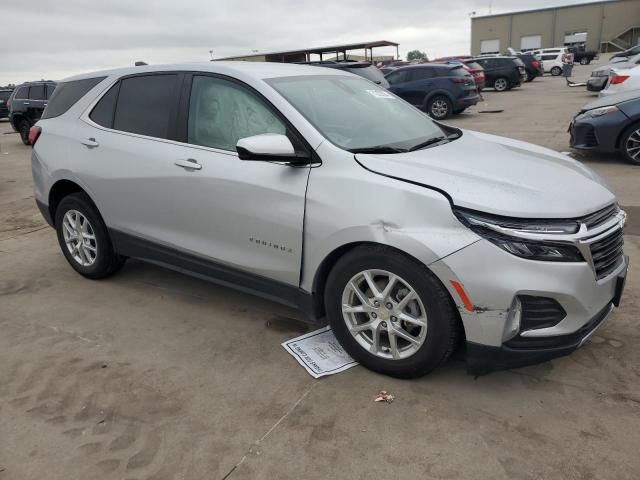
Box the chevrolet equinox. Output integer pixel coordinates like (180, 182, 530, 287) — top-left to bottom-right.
(30, 63, 628, 377)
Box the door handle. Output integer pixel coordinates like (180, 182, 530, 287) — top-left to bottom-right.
(174, 158, 202, 171)
(23, 102, 30, 105)
(80, 137, 99, 148)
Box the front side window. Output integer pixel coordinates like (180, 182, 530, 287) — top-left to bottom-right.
(187, 75, 286, 151)
(269, 75, 445, 152)
(113, 74, 178, 139)
(29, 84, 45, 100)
(385, 69, 410, 85)
(15, 86, 28, 99)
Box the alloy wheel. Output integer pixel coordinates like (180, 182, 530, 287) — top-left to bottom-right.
(625, 128, 640, 162)
(62, 209, 98, 267)
(430, 99, 449, 119)
(494, 78, 508, 91)
(341, 269, 428, 360)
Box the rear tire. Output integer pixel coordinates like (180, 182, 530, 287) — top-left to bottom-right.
(325, 245, 460, 378)
(620, 122, 640, 166)
(18, 120, 30, 145)
(551, 66, 562, 76)
(426, 95, 452, 120)
(526, 73, 535, 82)
(493, 77, 509, 91)
(54, 193, 126, 279)
(579, 57, 589, 65)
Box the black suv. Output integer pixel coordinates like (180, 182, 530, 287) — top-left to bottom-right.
(385, 64, 480, 119)
(8, 81, 57, 144)
(472, 56, 526, 91)
(297, 61, 390, 88)
(0, 89, 12, 118)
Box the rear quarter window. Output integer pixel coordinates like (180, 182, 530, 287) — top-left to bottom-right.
(42, 77, 105, 119)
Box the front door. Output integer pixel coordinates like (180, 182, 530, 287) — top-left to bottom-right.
(171, 74, 310, 285)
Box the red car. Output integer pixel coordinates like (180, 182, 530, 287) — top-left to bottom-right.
(431, 59, 486, 90)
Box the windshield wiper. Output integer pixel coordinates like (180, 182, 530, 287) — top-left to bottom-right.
(409, 132, 462, 152)
(349, 146, 408, 154)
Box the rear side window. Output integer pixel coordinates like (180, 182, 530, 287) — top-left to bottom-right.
(411, 68, 434, 80)
(90, 83, 119, 128)
(42, 77, 104, 119)
(541, 54, 557, 61)
(0, 91, 11, 101)
(113, 74, 178, 139)
(29, 84, 46, 100)
(46, 84, 56, 99)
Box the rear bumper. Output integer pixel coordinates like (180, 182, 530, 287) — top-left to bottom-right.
(466, 302, 613, 375)
(456, 94, 480, 107)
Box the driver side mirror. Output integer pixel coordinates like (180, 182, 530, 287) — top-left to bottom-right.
(236, 134, 310, 164)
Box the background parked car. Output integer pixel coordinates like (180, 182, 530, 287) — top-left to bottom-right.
(516, 53, 544, 81)
(600, 64, 640, 98)
(472, 56, 526, 91)
(587, 53, 640, 92)
(297, 61, 389, 88)
(385, 64, 479, 119)
(570, 90, 640, 165)
(531, 48, 569, 76)
(611, 45, 640, 60)
(433, 57, 486, 90)
(8, 80, 57, 144)
(567, 45, 598, 65)
(0, 89, 12, 118)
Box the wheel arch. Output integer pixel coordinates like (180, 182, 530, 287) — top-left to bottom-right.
(48, 179, 100, 222)
(616, 118, 640, 149)
(423, 90, 454, 106)
(309, 241, 464, 339)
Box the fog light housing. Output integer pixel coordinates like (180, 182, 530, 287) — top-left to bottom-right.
(502, 297, 522, 342)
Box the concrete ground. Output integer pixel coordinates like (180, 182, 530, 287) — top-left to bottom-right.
(1, 57, 639, 480)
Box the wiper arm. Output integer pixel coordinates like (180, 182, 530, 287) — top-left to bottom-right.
(408, 132, 461, 152)
(349, 146, 408, 154)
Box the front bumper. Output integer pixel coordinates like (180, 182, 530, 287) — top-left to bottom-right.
(569, 109, 630, 153)
(430, 221, 628, 374)
(466, 301, 614, 375)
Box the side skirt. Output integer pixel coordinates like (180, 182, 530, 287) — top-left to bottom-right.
(110, 229, 321, 323)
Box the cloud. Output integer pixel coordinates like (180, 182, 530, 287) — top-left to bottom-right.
(0, 0, 603, 85)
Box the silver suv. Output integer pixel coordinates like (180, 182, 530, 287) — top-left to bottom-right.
(31, 62, 628, 377)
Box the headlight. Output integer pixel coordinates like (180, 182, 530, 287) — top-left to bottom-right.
(453, 208, 584, 262)
(584, 105, 618, 118)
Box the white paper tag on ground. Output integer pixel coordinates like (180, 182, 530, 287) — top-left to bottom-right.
(282, 326, 358, 378)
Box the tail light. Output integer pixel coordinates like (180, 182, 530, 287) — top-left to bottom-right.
(28, 126, 41, 146)
(609, 75, 629, 85)
(531, 60, 540, 68)
(450, 77, 469, 84)
(6, 99, 11, 109)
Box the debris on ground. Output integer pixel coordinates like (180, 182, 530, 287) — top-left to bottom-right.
(478, 109, 505, 113)
(374, 390, 395, 403)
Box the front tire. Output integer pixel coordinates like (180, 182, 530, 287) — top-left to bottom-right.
(621, 123, 640, 165)
(426, 95, 452, 120)
(493, 77, 509, 91)
(325, 246, 460, 378)
(18, 120, 31, 145)
(54, 193, 126, 279)
(579, 57, 589, 65)
(551, 66, 562, 76)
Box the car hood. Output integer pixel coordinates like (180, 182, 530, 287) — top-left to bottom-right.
(355, 130, 615, 218)
(582, 89, 640, 110)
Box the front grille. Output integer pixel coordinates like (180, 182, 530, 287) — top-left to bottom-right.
(590, 228, 624, 279)
(519, 295, 566, 331)
(581, 204, 619, 229)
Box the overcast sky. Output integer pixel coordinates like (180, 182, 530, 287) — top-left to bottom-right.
(0, 0, 604, 85)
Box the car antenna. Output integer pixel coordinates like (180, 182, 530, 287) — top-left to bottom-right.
(134, 61, 148, 66)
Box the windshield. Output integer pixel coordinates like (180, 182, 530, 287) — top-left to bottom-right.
(268, 75, 446, 152)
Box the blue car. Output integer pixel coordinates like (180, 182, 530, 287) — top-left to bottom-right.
(570, 90, 640, 165)
(385, 64, 480, 119)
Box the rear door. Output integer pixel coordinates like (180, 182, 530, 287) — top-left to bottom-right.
(388, 68, 433, 107)
(27, 83, 47, 122)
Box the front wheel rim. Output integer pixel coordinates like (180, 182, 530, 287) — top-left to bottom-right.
(626, 128, 640, 162)
(431, 99, 448, 118)
(341, 269, 428, 360)
(62, 210, 98, 267)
